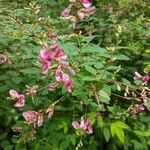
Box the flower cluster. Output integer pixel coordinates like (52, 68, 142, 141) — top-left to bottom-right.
(22, 111, 44, 127)
(39, 44, 68, 74)
(9, 90, 25, 108)
(134, 71, 150, 85)
(61, 0, 96, 28)
(72, 118, 93, 134)
(49, 67, 73, 93)
(128, 104, 145, 116)
(39, 31, 74, 93)
(8, 31, 74, 130)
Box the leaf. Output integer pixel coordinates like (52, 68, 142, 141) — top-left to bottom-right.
(0, 132, 8, 140)
(81, 44, 107, 54)
(93, 62, 104, 69)
(97, 116, 104, 128)
(110, 123, 116, 137)
(98, 90, 110, 103)
(59, 140, 70, 150)
(70, 135, 76, 145)
(20, 67, 40, 74)
(115, 55, 130, 60)
(140, 116, 150, 123)
(85, 65, 97, 75)
(134, 130, 150, 137)
(12, 77, 22, 84)
(61, 42, 79, 56)
(110, 121, 128, 144)
(103, 127, 110, 142)
(116, 127, 125, 143)
(116, 121, 129, 129)
(82, 76, 97, 81)
(81, 36, 95, 43)
(122, 78, 131, 86)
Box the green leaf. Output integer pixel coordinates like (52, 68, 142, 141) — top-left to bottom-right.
(134, 130, 150, 137)
(85, 65, 97, 75)
(0, 132, 8, 140)
(110, 123, 116, 137)
(116, 121, 129, 129)
(94, 62, 104, 69)
(115, 55, 130, 60)
(103, 127, 110, 142)
(110, 121, 127, 144)
(81, 36, 95, 43)
(82, 76, 96, 81)
(116, 127, 125, 143)
(70, 135, 76, 145)
(12, 77, 22, 84)
(140, 116, 150, 123)
(59, 140, 70, 150)
(122, 78, 131, 86)
(81, 44, 107, 54)
(61, 42, 79, 56)
(98, 90, 110, 103)
(20, 67, 40, 74)
(97, 116, 104, 128)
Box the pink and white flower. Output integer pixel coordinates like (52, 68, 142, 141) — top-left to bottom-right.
(39, 44, 68, 74)
(72, 118, 93, 134)
(9, 90, 25, 108)
(39, 45, 53, 74)
(133, 71, 149, 85)
(49, 82, 59, 91)
(61, 7, 71, 17)
(77, 6, 95, 20)
(55, 68, 73, 92)
(128, 104, 145, 115)
(22, 111, 44, 127)
(80, 0, 91, 8)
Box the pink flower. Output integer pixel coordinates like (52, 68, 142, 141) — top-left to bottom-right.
(65, 80, 73, 93)
(77, 6, 95, 20)
(49, 82, 59, 91)
(39, 46, 54, 74)
(54, 44, 67, 60)
(22, 111, 43, 127)
(142, 75, 150, 85)
(80, 0, 91, 8)
(55, 68, 73, 92)
(46, 106, 54, 119)
(22, 111, 38, 123)
(77, 10, 85, 20)
(9, 90, 25, 108)
(9, 89, 20, 99)
(128, 104, 145, 115)
(39, 44, 68, 74)
(133, 71, 149, 85)
(72, 118, 93, 134)
(72, 121, 80, 129)
(55, 69, 69, 83)
(61, 7, 71, 17)
(84, 6, 96, 17)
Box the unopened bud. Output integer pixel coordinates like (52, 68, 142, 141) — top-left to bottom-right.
(118, 26, 122, 33)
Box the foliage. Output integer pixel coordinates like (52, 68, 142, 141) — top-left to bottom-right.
(0, 0, 150, 150)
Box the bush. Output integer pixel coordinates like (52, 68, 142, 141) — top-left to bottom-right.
(0, 0, 149, 149)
